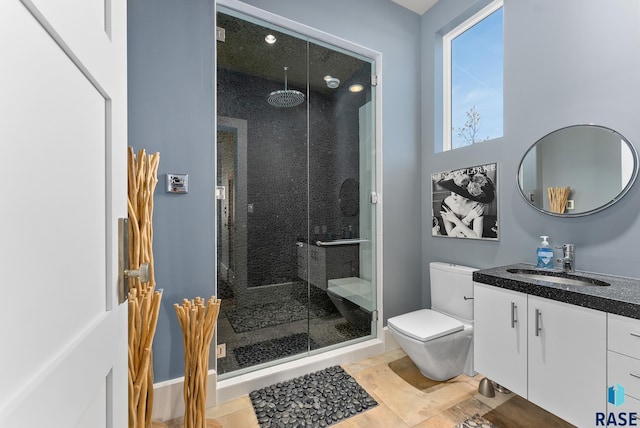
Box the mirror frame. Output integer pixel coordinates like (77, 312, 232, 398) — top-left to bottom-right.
(517, 124, 639, 217)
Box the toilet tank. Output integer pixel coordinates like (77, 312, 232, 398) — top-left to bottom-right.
(430, 262, 478, 323)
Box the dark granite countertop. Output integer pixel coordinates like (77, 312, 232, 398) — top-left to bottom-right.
(473, 263, 640, 320)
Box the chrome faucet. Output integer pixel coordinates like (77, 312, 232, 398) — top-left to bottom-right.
(556, 244, 575, 273)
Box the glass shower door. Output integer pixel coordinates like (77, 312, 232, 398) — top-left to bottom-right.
(306, 41, 377, 350)
(216, 7, 377, 378)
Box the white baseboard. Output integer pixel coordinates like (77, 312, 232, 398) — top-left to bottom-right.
(216, 338, 385, 404)
(151, 370, 217, 422)
(383, 325, 400, 352)
(152, 327, 398, 421)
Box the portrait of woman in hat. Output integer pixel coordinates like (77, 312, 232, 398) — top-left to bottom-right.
(432, 164, 497, 239)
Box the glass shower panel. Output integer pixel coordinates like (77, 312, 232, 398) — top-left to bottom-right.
(215, 7, 377, 378)
(307, 42, 377, 350)
(216, 10, 310, 377)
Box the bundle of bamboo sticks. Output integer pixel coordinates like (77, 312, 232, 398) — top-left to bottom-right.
(128, 147, 162, 428)
(174, 296, 221, 428)
(129, 287, 162, 428)
(548, 186, 571, 214)
(127, 147, 159, 291)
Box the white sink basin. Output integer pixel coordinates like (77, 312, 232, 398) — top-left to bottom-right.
(506, 268, 610, 287)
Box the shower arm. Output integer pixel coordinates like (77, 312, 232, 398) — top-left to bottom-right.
(284, 66, 289, 91)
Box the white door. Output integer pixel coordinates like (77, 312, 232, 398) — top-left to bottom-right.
(0, 0, 127, 427)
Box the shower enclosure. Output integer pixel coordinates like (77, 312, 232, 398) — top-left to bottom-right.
(215, 6, 378, 378)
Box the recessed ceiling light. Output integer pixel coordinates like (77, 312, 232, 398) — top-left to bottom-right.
(323, 75, 333, 81)
(265, 34, 277, 44)
(349, 84, 364, 93)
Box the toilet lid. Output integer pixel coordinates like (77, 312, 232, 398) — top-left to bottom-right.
(387, 309, 464, 342)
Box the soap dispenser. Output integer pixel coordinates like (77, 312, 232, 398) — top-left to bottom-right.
(536, 236, 554, 269)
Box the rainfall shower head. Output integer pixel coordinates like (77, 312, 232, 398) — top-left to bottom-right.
(268, 67, 305, 108)
(268, 89, 305, 108)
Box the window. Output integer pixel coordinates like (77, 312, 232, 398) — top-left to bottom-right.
(443, 1, 503, 151)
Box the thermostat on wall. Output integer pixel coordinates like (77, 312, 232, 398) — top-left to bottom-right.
(166, 173, 189, 193)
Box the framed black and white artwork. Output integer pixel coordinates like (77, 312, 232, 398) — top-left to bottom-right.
(431, 163, 498, 240)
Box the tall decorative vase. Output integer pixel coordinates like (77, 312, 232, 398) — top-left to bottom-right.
(174, 296, 222, 428)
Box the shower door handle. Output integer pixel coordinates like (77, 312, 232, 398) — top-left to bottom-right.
(316, 239, 369, 246)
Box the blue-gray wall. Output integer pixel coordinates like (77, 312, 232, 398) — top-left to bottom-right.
(129, 0, 422, 382)
(421, 0, 640, 308)
(129, 0, 640, 384)
(128, 0, 217, 381)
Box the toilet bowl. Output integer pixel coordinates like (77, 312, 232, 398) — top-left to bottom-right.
(388, 309, 474, 381)
(387, 262, 477, 381)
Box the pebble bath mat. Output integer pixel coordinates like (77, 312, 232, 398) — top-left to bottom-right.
(249, 366, 377, 427)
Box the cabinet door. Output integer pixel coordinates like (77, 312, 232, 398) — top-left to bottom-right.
(608, 313, 640, 359)
(309, 246, 327, 289)
(297, 244, 308, 281)
(528, 295, 606, 427)
(608, 351, 640, 403)
(474, 283, 528, 397)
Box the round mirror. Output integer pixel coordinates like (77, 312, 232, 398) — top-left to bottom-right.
(339, 178, 359, 217)
(517, 125, 638, 217)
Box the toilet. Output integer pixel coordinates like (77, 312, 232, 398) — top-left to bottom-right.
(387, 262, 477, 381)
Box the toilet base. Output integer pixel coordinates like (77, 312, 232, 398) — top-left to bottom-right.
(389, 323, 474, 382)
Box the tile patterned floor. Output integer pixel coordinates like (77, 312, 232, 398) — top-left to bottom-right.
(157, 349, 573, 427)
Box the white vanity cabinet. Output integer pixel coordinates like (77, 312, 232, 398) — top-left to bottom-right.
(607, 313, 640, 412)
(474, 282, 607, 427)
(474, 282, 528, 397)
(527, 295, 606, 427)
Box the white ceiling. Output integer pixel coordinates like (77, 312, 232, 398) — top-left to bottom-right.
(390, 0, 439, 15)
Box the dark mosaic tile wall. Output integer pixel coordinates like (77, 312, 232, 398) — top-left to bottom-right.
(218, 67, 369, 288)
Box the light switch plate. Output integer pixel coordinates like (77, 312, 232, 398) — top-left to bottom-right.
(166, 173, 189, 193)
